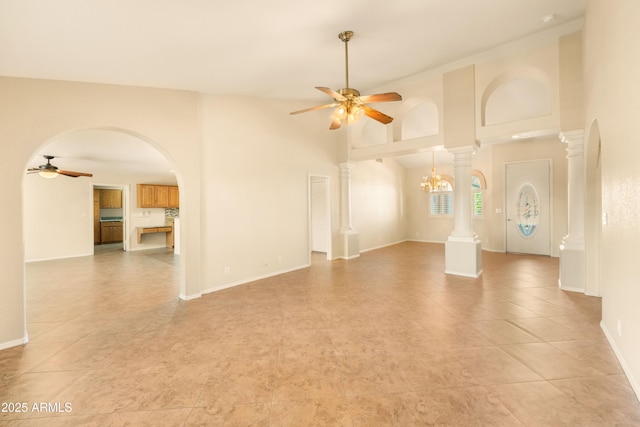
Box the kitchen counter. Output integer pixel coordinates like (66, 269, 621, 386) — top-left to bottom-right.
(137, 225, 174, 247)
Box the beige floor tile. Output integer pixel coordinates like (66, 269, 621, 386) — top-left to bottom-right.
(186, 403, 270, 426)
(272, 356, 345, 401)
(452, 346, 544, 385)
(508, 316, 589, 342)
(338, 354, 414, 396)
(347, 392, 424, 426)
(0, 242, 634, 424)
(105, 408, 192, 426)
(270, 398, 352, 426)
(196, 357, 276, 407)
(396, 349, 479, 391)
(501, 342, 606, 380)
(489, 381, 607, 425)
(551, 375, 640, 425)
(7, 414, 111, 426)
(549, 339, 623, 374)
(471, 319, 541, 345)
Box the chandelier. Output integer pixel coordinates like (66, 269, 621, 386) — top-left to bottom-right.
(420, 151, 447, 192)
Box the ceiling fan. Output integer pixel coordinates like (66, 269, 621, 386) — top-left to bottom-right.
(290, 30, 402, 130)
(27, 155, 93, 179)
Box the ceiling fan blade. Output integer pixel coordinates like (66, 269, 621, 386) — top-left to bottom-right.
(359, 92, 402, 103)
(58, 170, 93, 178)
(315, 87, 346, 101)
(329, 117, 342, 130)
(290, 102, 338, 115)
(363, 105, 394, 124)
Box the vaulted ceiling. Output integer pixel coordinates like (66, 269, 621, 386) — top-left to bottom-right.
(2, 0, 587, 174)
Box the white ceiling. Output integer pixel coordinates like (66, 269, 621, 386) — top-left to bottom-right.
(3, 0, 587, 174)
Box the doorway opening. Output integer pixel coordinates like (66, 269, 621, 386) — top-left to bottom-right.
(309, 174, 332, 263)
(23, 128, 184, 345)
(93, 184, 128, 252)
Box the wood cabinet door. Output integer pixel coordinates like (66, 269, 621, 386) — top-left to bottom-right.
(100, 189, 123, 208)
(155, 185, 169, 207)
(168, 186, 179, 208)
(137, 185, 155, 208)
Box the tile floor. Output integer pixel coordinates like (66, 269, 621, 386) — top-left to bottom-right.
(1, 242, 639, 426)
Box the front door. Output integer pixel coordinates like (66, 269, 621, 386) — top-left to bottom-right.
(505, 160, 551, 255)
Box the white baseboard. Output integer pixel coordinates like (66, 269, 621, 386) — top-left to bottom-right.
(0, 336, 28, 351)
(200, 263, 310, 295)
(25, 252, 94, 263)
(600, 320, 640, 401)
(179, 292, 202, 301)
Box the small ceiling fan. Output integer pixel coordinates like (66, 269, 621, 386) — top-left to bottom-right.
(27, 155, 93, 178)
(290, 30, 402, 130)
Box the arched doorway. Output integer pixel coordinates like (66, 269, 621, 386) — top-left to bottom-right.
(585, 120, 603, 296)
(24, 129, 180, 258)
(22, 128, 184, 339)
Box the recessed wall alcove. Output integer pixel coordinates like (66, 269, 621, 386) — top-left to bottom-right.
(481, 68, 552, 126)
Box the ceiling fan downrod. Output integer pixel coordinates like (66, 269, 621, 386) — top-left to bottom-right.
(338, 31, 353, 90)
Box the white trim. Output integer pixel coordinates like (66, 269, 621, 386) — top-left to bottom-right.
(600, 321, 640, 401)
(25, 252, 94, 263)
(179, 292, 202, 301)
(200, 263, 310, 295)
(445, 268, 483, 278)
(0, 336, 28, 351)
(360, 239, 407, 253)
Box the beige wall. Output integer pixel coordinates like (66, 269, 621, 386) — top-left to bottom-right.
(352, 158, 407, 251)
(583, 0, 640, 395)
(198, 94, 343, 293)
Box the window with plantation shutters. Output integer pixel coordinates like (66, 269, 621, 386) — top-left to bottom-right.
(429, 181, 453, 217)
(471, 175, 484, 218)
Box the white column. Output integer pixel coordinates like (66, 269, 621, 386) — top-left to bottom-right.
(339, 162, 359, 259)
(559, 129, 586, 292)
(445, 144, 482, 277)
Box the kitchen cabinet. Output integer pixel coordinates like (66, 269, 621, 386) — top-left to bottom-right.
(100, 221, 123, 244)
(168, 186, 179, 208)
(137, 184, 179, 208)
(93, 189, 101, 244)
(100, 189, 122, 208)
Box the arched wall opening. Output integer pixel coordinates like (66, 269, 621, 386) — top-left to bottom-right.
(585, 119, 603, 297)
(0, 77, 202, 350)
(24, 128, 182, 259)
(21, 127, 188, 342)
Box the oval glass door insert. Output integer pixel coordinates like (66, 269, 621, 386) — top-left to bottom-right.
(515, 184, 540, 237)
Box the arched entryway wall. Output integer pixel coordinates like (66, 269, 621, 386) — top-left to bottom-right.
(585, 119, 603, 296)
(0, 76, 202, 349)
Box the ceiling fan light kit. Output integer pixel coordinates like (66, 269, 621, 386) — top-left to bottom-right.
(291, 31, 402, 130)
(27, 155, 93, 179)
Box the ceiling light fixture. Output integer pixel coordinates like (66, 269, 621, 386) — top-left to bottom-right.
(38, 169, 59, 179)
(420, 151, 446, 192)
(290, 31, 402, 130)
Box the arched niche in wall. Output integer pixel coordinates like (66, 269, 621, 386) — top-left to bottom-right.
(481, 68, 551, 126)
(395, 97, 439, 141)
(356, 119, 388, 148)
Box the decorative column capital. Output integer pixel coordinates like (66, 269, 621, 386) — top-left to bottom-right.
(339, 162, 354, 176)
(560, 129, 585, 158)
(448, 143, 480, 168)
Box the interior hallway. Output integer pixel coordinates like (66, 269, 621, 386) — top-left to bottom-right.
(1, 242, 639, 425)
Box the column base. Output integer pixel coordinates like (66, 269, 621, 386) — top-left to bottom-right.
(445, 237, 483, 278)
(559, 245, 585, 292)
(341, 229, 360, 260)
